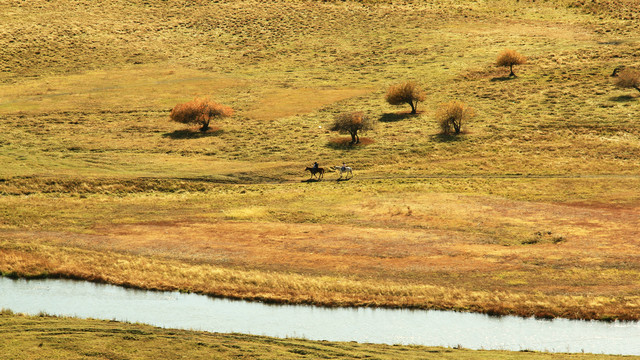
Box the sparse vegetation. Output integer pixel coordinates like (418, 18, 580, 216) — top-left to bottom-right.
(496, 49, 527, 77)
(170, 98, 233, 132)
(385, 82, 426, 114)
(1, 2, 640, 355)
(436, 101, 475, 135)
(614, 68, 640, 93)
(330, 111, 373, 145)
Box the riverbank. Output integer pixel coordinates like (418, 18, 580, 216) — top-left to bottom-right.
(0, 311, 632, 360)
(2, 276, 639, 355)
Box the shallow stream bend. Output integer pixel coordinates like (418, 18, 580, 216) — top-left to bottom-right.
(1, 277, 639, 355)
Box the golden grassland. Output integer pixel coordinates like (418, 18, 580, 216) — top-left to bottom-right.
(2, 312, 631, 360)
(2, 178, 640, 320)
(1, 0, 640, 332)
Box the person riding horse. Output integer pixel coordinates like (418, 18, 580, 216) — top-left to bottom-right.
(305, 162, 324, 180)
(333, 163, 353, 179)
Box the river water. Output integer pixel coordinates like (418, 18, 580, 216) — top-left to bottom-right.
(1, 277, 639, 355)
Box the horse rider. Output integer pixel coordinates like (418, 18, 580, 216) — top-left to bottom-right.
(341, 162, 346, 172)
(312, 162, 319, 170)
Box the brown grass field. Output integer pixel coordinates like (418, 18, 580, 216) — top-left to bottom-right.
(2, 178, 640, 320)
(2, 0, 640, 356)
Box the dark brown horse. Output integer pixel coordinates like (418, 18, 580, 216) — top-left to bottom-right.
(305, 166, 325, 180)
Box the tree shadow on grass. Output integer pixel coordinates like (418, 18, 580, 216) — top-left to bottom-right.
(379, 112, 421, 122)
(490, 76, 515, 82)
(162, 128, 223, 139)
(609, 95, 637, 102)
(326, 137, 374, 150)
(431, 133, 464, 143)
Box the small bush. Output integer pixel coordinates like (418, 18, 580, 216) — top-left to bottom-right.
(496, 49, 526, 77)
(523, 231, 565, 245)
(436, 101, 475, 135)
(385, 82, 426, 114)
(614, 68, 640, 93)
(330, 111, 373, 145)
(170, 98, 233, 132)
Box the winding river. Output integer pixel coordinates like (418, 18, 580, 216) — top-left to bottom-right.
(1, 277, 639, 355)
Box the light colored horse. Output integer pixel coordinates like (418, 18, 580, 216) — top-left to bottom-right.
(332, 165, 353, 179)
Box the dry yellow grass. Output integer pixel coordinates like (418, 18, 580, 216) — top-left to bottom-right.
(2, 238, 639, 320)
(2, 0, 640, 325)
(2, 178, 639, 320)
(243, 88, 372, 121)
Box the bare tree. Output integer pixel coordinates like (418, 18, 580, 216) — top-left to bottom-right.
(330, 111, 373, 145)
(436, 101, 475, 135)
(496, 49, 526, 77)
(170, 98, 233, 131)
(615, 68, 640, 93)
(385, 81, 426, 114)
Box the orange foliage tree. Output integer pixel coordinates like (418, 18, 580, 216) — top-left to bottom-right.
(170, 98, 233, 131)
(436, 100, 475, 135)
(330, 111, 373, 145)
(385, 81, 426, 114)
(496, 49, 526, 77)
(615, 68, 640, 93)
